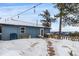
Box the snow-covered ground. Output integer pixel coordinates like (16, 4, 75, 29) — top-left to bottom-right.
(49, 39, 79, 56)
(0, 39, 48, 56)
(0, 38, 79, 56)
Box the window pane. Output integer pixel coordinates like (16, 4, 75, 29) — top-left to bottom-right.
(21, 31, 24, 33)
(21, 27, 25, 30)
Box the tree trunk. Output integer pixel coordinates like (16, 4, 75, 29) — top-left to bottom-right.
(59, 8, 63, 39)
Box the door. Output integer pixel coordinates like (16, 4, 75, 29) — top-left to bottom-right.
(40, 28, 44, 36)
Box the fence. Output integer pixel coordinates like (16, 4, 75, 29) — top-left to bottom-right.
(61, 36, 79, 41)
(50, 35, 79, 41)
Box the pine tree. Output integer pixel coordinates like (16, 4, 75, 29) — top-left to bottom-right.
(40, 9, 55, 27)
(54, 3, 79, 39)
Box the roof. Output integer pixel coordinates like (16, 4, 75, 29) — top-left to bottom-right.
(0, 19, 50, 28)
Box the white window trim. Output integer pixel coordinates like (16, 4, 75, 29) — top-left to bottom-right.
(20, 27, 26, 34)
(40, 28, 44, 36)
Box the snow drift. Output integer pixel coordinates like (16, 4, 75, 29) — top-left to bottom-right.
(0, 39, 48, 56)
(0, 38, 79, 56)
(49, 39, 79, 56)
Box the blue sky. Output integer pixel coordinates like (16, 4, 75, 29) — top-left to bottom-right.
(0, 3, 79, 32)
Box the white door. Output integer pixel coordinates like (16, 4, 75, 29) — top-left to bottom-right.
(40, 28, 44, 36)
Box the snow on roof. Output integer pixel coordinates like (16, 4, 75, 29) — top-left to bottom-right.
(0, 19, 46, 28)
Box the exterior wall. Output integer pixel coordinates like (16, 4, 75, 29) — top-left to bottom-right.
(44, 28, 50, 34)
(26, 26, 41, 38)
(26, 26, 50, 38)
(1, 25, 50, 40)
(2, 25, 19, 40)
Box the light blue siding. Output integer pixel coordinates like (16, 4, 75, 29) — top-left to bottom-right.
(2, 25, 19, 40)
(26, 26, 41, 38)
(44, 28, 50, 33)
(1, 25, 50, 40)
(26, 26, 50, 38)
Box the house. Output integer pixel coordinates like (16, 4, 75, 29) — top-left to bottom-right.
(0, 19, 50, 40)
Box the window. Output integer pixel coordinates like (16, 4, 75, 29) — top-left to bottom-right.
(20, 27, 26, 33)
(0, 26, 2, 33)
(21, 27, 25, 30)
(21, 31, 24, 33)
(40, 29, 44, 36)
